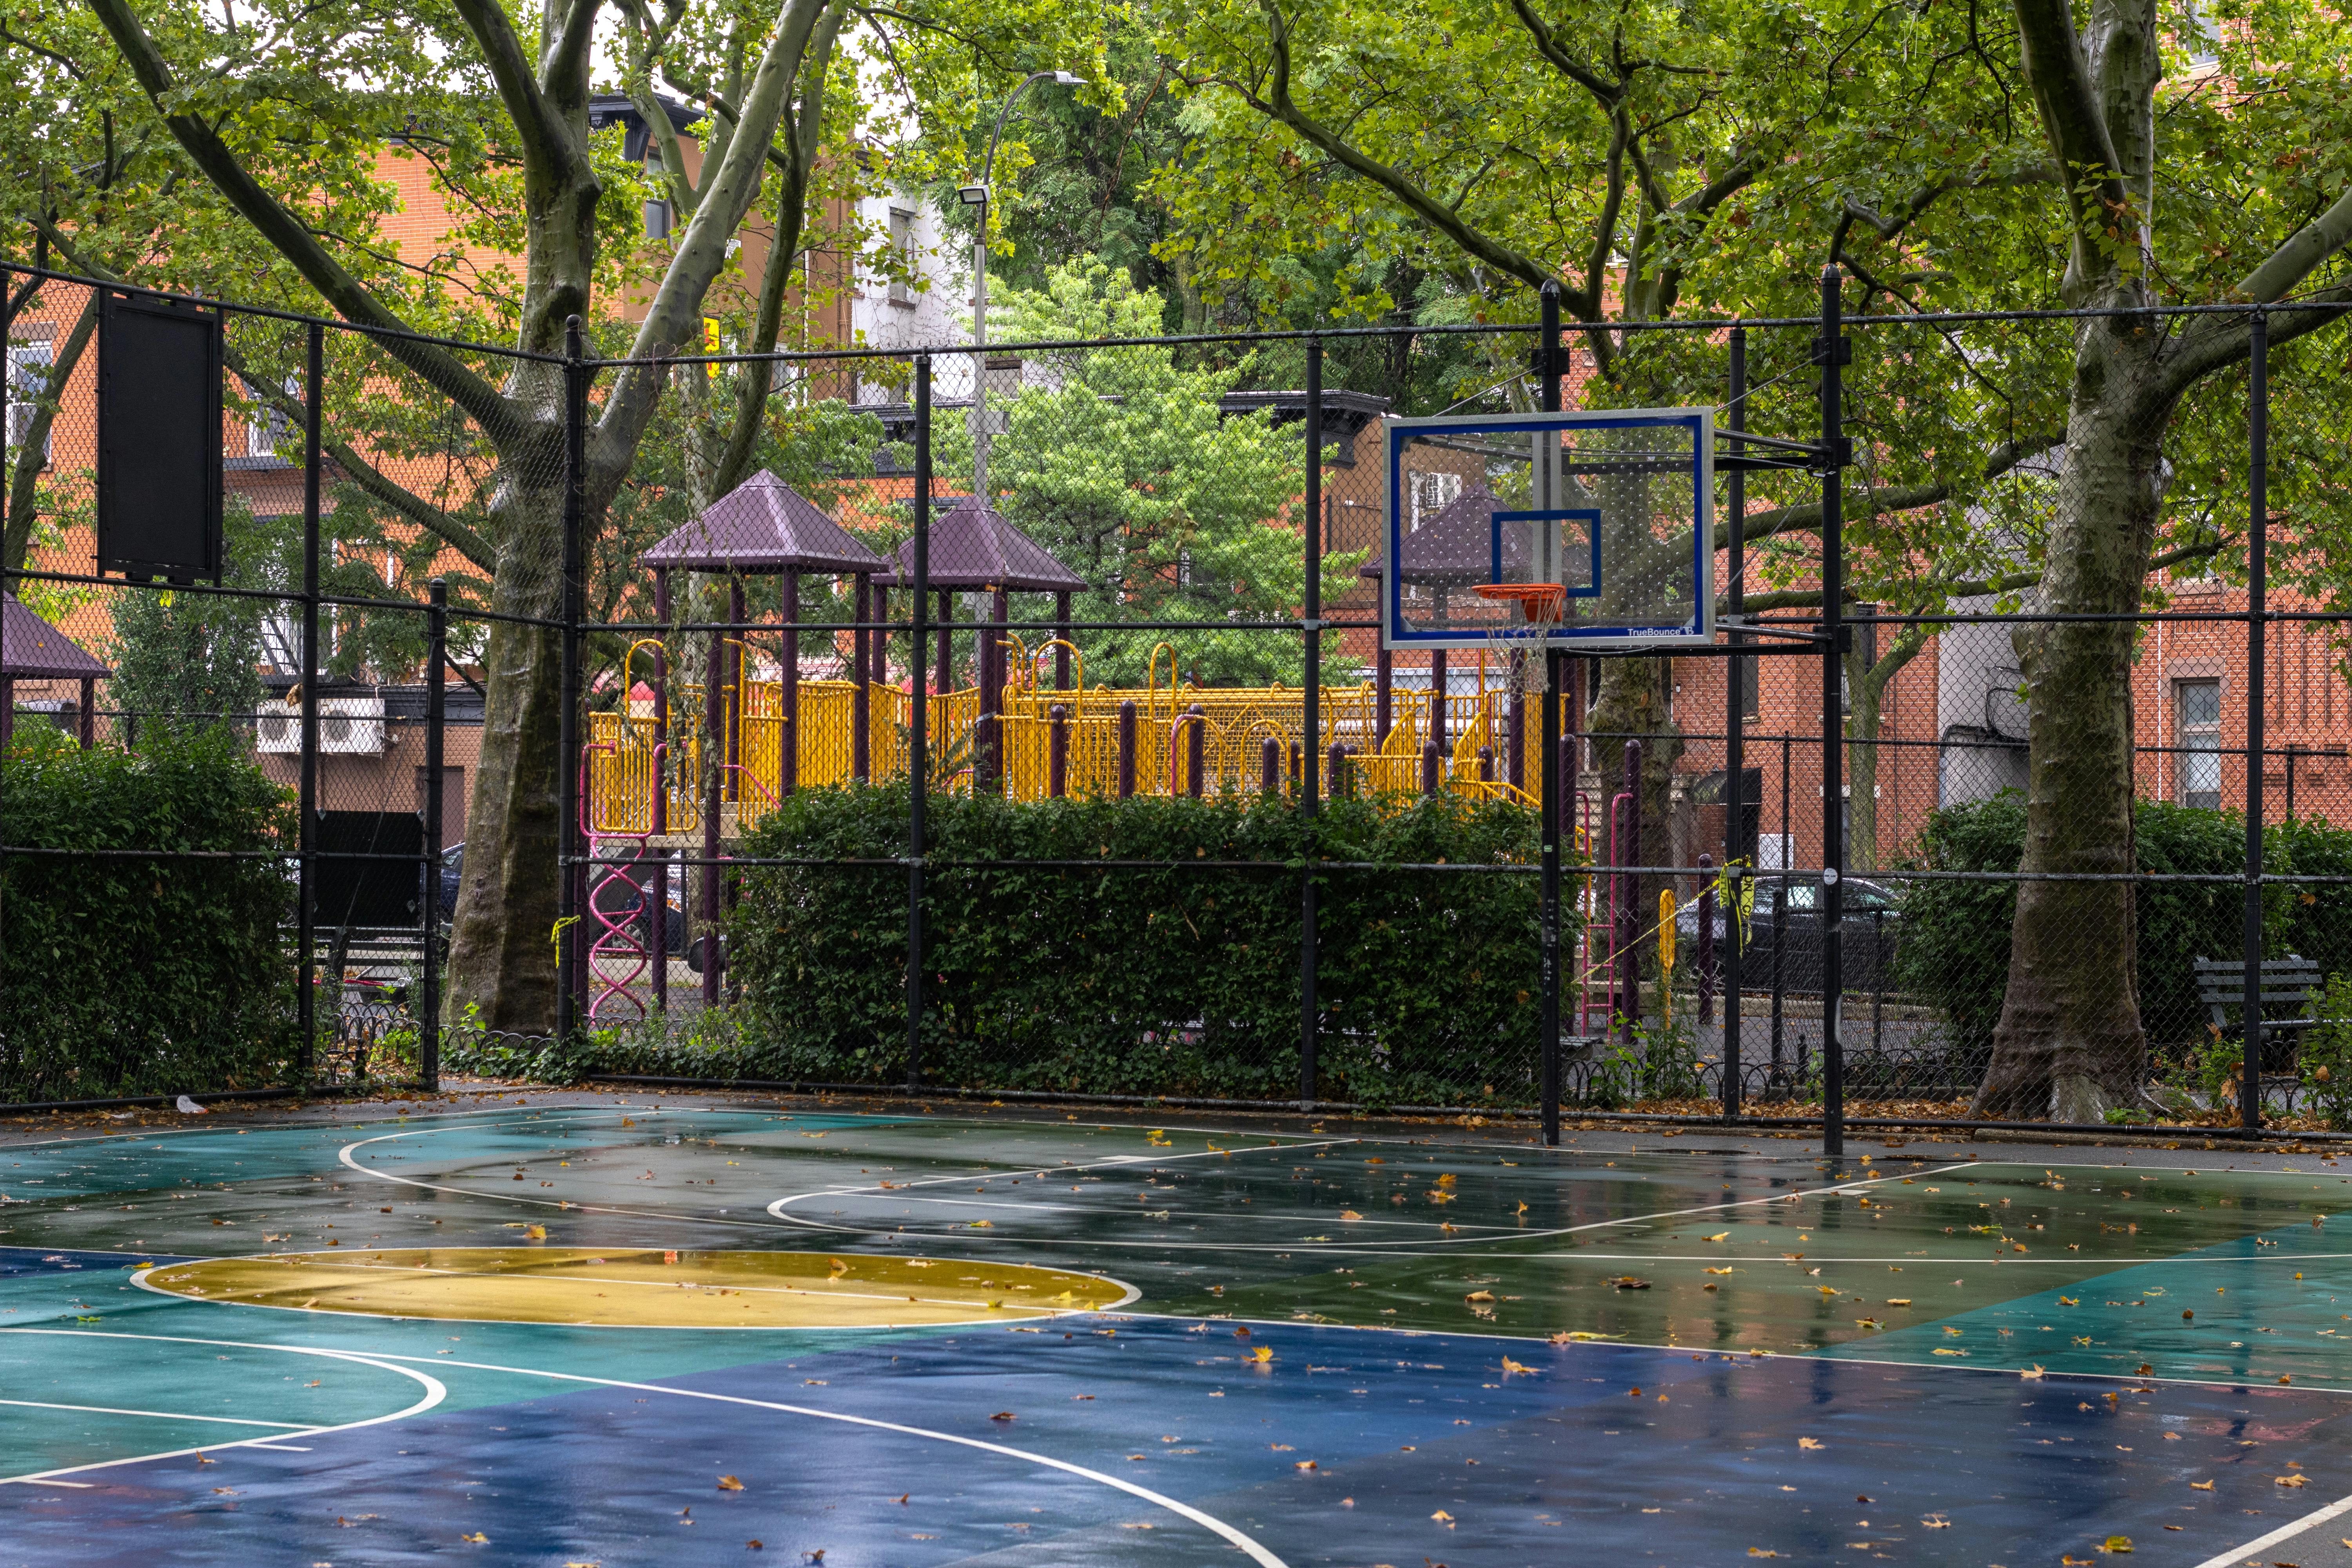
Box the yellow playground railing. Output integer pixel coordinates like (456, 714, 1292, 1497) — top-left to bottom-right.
(586, 657, 1537, 837)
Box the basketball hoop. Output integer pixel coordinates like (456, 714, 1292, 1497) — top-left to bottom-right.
(1476, 583, 1565, 696)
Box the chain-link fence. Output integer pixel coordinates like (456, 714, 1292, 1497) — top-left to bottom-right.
(10, 260, 2349, 1139)
(0, 264, 554, 1106)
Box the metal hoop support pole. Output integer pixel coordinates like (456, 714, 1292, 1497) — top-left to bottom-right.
(558, 316, 586, 1041)
(422, 578, 446, 1091)
(1539, 279, 1564, 1146)
(1722, 323, 1747, 1123)
(1816, 269, 1847, 1161)
(297, 319, 323, 1082)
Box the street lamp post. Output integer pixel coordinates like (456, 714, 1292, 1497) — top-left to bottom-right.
(957, 70, 1082, 504)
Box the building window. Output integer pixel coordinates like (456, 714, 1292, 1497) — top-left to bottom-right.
(644, 148, 673, 239)
(1408, 470, 1462, 529)
(888, 209, 916, 304)
(244, 373, 298, 460)
(2176, 678, 2221, 809)
(6, 339, 54, 463)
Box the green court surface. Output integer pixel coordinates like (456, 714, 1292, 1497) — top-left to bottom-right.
(6, 1098, 2352, 1565)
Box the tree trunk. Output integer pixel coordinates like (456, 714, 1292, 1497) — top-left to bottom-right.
(443, 455, 570, 1034)
(1974, 328, 2174, 1121)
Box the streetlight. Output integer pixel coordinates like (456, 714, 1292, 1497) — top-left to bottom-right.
(965, 69, 1082, 503)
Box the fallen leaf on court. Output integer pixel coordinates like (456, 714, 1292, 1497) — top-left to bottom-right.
(1705, 1232, 1730, 1242)
(2098, 1536, 2132, 1554)
(2060, 1297, 2079, 1307)
(1817, 1287, 1838, 1297)
(970, 1220, 993, 1229)
(1253, 1346, 1274, 1363)
(718, 1477, 744, 1491)
(1118, 1522, 1155, 1530)
(829, 1259, 848, 1277)
(1500, 1357, 1532, 1376)
(1465, 1290, 1495, 1303)
(461, 1533, 488, 1544)
(1854, 1319, 1883, 1329)
(1611, 1277, 1651, 1290)
(2277, 1475, 2308, 1487)
(1932, 1348, 1968, 1356)
(1551, 1331, 1615, 1342)
(1922, 1517, 1951, 1528)
(1431, 1510, 1454, 1524)
(305, 1380, 322, 1388)
(1294, 1460, 1318, 1470)
(1340, 1211, 1364, 1221)
(1748, 1550, 1780, 1557)
(526, 1225, 546, 1240)
(1886, 1298, 1911, 1307)
(1516, 1202, 1530, 1216)
(2190, 1481, 2214, 1491)
(211, 1487, 237, 1495)
(991, 1412, 1015, 1422)
(2022, 1366, 2046, 1379)
(2164, 1433, 2181, 1441)
(1436, 1174, 1457, 1189)
(1798, 1439, 1824, 1450)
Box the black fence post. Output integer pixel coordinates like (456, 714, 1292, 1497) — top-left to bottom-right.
(1301, 336, 1322, 1110)
(297, 318, 323, 1085)
(557, 315, 586, 1042)
(2243, 309, 2268, 1132)
(1817, 266, 1847, 1161)
(1722, 323, 1747, 1123)
(908, 354, 931, 1092)
(421, 578, 446, 1091)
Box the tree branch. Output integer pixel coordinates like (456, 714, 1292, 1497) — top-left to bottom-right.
(1248, 0, 1595, 315)
(2010, 0, 2128, 296)
(80, 0, 519, 442)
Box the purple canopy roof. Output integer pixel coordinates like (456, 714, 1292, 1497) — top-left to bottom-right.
(878, 501, 1087, 592)
(642, 470, 886, 573)
(1, 594, 109, 680)
(1357, 486, 1521, 587)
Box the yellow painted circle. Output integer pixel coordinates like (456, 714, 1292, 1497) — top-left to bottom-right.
(140, 1248, 1129, 1329)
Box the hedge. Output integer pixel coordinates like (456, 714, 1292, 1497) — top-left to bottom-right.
(656, 784, 1559, 1108)
(1, 726, 297, 1101)
(1894, 793, 2352, 1062)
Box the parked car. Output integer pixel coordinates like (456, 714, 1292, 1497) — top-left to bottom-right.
(438, 842, 688, 950)
(1675, 872, 1902, 995)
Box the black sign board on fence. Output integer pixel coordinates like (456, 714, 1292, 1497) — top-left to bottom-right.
(311, 809, 426, 930)
(96, 290, 223, 583)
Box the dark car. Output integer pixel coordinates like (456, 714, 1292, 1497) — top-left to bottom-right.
(439, 842, 688, 950)
(1678, 872, 1902, 995)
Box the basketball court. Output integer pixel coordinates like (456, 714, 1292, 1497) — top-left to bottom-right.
(2, 1097, 2350, 1565)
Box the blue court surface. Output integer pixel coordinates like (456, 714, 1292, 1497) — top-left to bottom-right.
(6, 1097, 2352, 1565)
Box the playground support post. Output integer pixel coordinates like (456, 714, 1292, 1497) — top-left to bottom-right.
(852, 572, 871, 780)
(1539, 279, 1563, 1147)
(296, 319, 322, 1082)
(1816, 268, 1847, 1160)
(1300, 338, 1322, 1109)
(1722, 324, 1747, 1123)
(422, 577, 446, 1091)
(780, 570, 799, 796)
(2243, 310, 2269, 1131)
(1118, 701, 1136, 797)
(907, 355, 931, 1091)
(1049, 704, 1068, 797)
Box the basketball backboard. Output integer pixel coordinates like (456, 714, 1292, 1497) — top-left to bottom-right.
(1378, 408, 1713, 650)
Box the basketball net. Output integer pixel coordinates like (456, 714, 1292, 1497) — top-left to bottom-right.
(1475, 583, 1566, 698)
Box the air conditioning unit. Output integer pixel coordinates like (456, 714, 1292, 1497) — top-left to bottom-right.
(256, 704, 299, 754)
(254, 694, 386, 754)
(320, 695, 385, 754)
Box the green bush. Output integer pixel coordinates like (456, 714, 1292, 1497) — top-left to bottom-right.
(689, 783, 1556, 1108)
(1895, 792, 2311, 1061)
(1, 726, 297, 1100)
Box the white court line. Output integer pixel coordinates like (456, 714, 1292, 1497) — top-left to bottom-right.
(344, 1346, 1290, 1567)
(0, 1329, 444, 1487)
(0, 1398, 311, 1428)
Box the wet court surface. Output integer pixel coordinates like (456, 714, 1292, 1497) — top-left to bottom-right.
(7, 1098, 2352, 1564)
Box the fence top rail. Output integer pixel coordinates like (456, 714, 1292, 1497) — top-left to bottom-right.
(0, 260, 568, 364)
(593, 298, 2352, 370)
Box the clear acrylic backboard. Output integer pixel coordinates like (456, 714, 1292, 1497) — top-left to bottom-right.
(1379, 408, 1713, 650)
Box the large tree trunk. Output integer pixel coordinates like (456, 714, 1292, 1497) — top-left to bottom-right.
(444, 446, 572, 1034)
(1973, 327, 2174, 1120)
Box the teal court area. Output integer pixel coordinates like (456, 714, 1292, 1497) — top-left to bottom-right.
(8, 1098, 2352, 1564)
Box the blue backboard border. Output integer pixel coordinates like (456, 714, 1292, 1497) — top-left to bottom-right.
(1382, 408, 1714, 650)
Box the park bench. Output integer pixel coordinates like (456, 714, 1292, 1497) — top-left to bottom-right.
(2192, 954, 2321, 1085)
